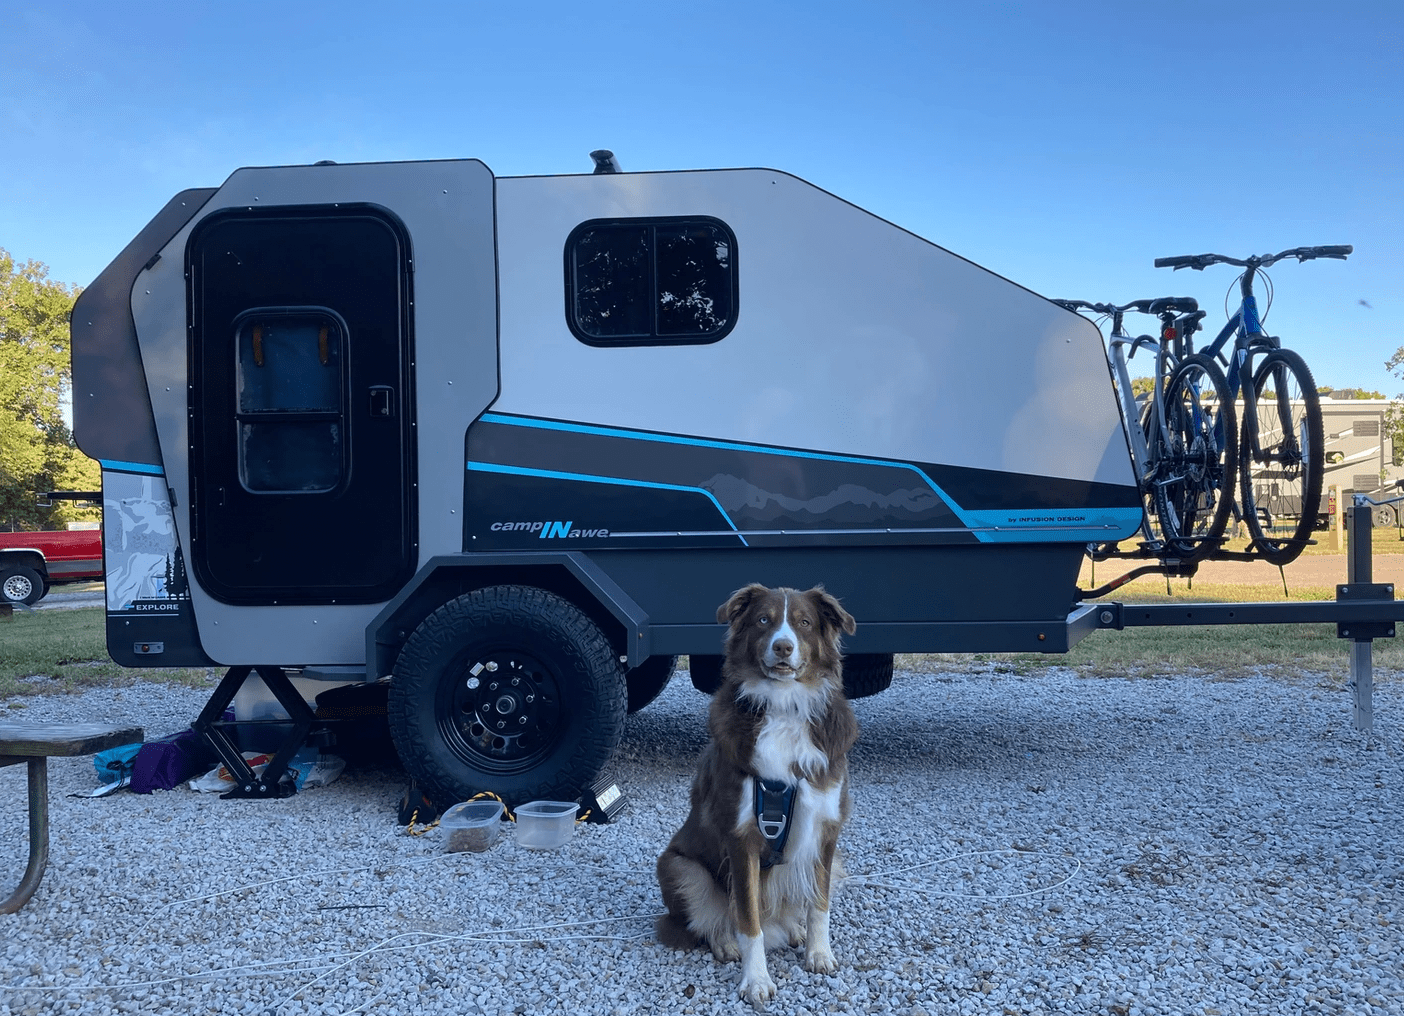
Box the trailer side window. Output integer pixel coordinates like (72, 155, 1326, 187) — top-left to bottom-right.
(566, 217, 737, 346)
(233, 310, 345, 493)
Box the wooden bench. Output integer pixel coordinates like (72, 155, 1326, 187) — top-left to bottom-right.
(0, 722, 143, 913)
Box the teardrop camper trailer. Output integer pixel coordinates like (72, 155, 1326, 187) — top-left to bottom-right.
(71, 157, 1143, 805)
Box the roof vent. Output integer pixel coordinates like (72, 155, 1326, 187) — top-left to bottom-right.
(589, 150, 622, 174)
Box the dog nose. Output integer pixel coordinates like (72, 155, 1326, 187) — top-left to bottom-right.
(772, 638, 794, 659)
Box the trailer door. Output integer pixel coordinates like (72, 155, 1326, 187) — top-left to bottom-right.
(187, 205, 416, 604)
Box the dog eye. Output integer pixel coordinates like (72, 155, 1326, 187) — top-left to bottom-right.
(800, 618, 811, 627)
(758, 615, 770, 625)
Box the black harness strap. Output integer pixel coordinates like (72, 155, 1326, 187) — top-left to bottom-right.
(755, 778, 796, 868)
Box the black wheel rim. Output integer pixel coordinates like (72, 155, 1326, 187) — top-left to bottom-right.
(436, 647, 565, 776)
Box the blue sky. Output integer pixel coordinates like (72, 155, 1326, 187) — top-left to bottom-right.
(3, 1, 1399, 393)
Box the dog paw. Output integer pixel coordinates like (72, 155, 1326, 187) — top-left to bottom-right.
(711, 935, 741, 963)
(784, 921, 806, 948)
(803, 946, 837, 974)
(739, 969, 777, 1006)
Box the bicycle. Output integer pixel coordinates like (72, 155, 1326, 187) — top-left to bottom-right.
(1155, 245, 1351, 565)
(1054, 296, 1237, 563)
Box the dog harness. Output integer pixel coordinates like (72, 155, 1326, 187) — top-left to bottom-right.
(754, 778, 797, 868)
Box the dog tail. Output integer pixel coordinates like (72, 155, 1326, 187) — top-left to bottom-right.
(655, 912, 704, 951)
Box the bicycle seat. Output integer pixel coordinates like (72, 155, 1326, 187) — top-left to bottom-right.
(1148, 297, 1199, 315)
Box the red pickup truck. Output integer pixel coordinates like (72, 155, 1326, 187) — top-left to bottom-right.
(0, 526, 103, 605)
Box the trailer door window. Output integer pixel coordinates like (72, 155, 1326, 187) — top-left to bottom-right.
(234, 310, 345, 492)
(566, 217, 737, 345)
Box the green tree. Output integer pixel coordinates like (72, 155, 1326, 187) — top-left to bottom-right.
(0, 248, 98, 530)
(1385, 348, 1404, 469)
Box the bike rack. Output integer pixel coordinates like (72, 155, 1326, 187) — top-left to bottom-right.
(1074, 499, 1397, 733)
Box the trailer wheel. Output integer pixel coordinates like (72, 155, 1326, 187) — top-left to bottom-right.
(0, 565, 45, 605)
(388, 585, 627, 807)
(626, 655, 678, 714)
(1373, 506, 1396, 529)
(687, 655, 724, 694)
(842, 653, 894, 700)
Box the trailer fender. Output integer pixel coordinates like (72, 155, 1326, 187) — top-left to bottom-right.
(366, 552, 651, 681)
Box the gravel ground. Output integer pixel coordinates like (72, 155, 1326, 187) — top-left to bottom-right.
(0, 663, 1399, 1016)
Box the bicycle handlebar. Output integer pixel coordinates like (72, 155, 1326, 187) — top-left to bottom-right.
(1154, 245, 1353, 271)
(1053, 298, 1187, 317)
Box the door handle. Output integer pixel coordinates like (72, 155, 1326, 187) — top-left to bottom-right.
(369, 386, 395, 418)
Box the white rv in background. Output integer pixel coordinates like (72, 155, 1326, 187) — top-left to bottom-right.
(1319, 398, 1403, 527)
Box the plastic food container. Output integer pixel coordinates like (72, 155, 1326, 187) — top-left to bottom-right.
(514, 800, 579, 849)
(440, 799, 504, 853)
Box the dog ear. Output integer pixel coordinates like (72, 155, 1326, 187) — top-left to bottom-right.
(717, 583, 769, 625)
(808, 586, 856, 635)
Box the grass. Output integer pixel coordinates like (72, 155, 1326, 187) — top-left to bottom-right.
(0, 606, 216, 706)
(1216, 524, 1403, 557)
(899, 622, 1397, 682)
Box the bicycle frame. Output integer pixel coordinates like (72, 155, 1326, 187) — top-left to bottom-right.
(1101, 311, 1174, 547)
(1191, 267, 1286, 485)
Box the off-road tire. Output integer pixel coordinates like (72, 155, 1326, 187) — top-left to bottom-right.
(626, 655, 678, 714)
(0, 565, 45, 605)
(842, 653, 894, 699)
(387, 585, 627, 807)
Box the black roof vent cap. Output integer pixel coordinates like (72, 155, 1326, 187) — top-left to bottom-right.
(589, 150, 622, 174)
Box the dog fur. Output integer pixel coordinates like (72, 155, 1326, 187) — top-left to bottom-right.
(656, 583, 859, 1005)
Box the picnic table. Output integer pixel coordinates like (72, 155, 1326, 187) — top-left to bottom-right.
(0, 722, 143, 913)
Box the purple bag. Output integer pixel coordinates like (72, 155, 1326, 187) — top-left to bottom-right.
(130, 728, 217, 793)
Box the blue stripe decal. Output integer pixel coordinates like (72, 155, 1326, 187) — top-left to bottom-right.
(475, 413, 1143, 544)
(478, 412, 990, 538)
(467, 461, 749, 547)
(99, 460, 165, 476)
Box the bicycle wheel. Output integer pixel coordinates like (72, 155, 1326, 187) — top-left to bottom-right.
(1135, 395, 1172, 551)
(1238, 348, 1324, 565)
(1151, 353, 1238, 561)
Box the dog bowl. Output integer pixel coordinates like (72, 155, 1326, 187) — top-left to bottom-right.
(440, 799, 504, 853)
(514, 800, 579, 849)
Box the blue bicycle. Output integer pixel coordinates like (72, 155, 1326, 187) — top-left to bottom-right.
(1156, 245, 1351, 565)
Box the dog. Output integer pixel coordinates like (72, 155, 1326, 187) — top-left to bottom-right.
(656, 583, 859, 1005)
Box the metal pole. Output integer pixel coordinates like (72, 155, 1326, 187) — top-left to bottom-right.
(0, 757, 50, 914)
(1347, 500, 1374, 732)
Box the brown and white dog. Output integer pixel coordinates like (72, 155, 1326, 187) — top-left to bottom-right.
(656, 583, 859, 1005)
